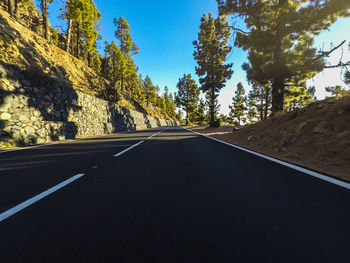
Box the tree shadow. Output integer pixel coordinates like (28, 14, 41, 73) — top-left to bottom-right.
(154, 117, 161, 127)
(0, 14, 81, 146)
(107, 101, 163, 132)
(143, 113, 152, 128)
(108, 102, 136, 132)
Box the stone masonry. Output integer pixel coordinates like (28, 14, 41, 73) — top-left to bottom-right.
(0, 70, 177, 146)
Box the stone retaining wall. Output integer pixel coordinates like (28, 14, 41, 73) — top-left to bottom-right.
(0, 72, 177, 146)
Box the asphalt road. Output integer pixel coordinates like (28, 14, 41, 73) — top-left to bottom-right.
(0, 127, 350, 262)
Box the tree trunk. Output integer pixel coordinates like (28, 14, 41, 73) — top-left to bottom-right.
(186, 93, 189, 123)
(260, 91, 264, 121)
(7, 0, 12, 15)
(65, 19, 72, 53)
(41, 0, 48, 39)
(209, 87, 215, 126)
(76, 23, 80, 58)
(264, 86, 269, 119)
(271, 78, 285, 115)
(14, 0, 18, 18)
(87, 52, 91, 67)
(185, 107, 189, 125)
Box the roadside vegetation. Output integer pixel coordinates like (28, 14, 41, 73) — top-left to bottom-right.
(175, 0, 350, 126)
(0, 0, 178, 120)
(173, 0, 350, 179)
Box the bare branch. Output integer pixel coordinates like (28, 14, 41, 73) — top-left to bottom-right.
(228, 26, 250, 35)
(315, 40, 346, 60)
(324, 62, 350, 69)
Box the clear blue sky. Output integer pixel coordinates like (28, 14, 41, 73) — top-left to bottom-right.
(44, 0, 350, 115)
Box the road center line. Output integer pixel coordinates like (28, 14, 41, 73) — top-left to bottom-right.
(114, 141, 145, 157)
(147, 128, 167, 139)
(0, 173, 85, 223)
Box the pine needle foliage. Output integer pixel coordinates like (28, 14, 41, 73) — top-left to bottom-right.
(217, 0, 350, 115)
(193, 13, 233, 126)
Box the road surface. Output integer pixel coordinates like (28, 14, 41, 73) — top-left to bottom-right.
(0, 127, 350, 262)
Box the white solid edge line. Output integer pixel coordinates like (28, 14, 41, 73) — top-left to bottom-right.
(0, 127, 171, 154)
(184, 127, 350, 190)
(0, 173, 85, 222)
(0, 143, 58, 154)
(114, 140, 145, 157)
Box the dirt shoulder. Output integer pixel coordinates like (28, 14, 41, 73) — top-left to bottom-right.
(191, 96, 350, 182)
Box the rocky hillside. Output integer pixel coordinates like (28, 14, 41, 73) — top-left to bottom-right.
(0, 8, 168, 119)
(195, 96, 350, 181)
(0, 8, 178, 148)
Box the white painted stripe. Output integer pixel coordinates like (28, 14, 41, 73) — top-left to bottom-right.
(114, 141, 144, 157)
(184, 127, 350, 190)
(147, 128, 167, 139)
(0, 173, 85, 222)
(0, 128, 169, 154)
(0, 144, 54, 154)
(0, 140, 77, 154)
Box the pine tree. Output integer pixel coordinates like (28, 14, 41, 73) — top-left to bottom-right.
(123, 55, 139, 94)
(104, 41, 126, 96)
(113, 17, 139, 92)
(196, 98, 207, 125)
(193, 13, 233, 127)
(229, 82, 247, 125)
(163, 86, 170, 114)
(159, 97, 167, 114)
(50, 27, 59, 45)
(219, 114, 228, 125)
(168, 93, 177, 118)
(81, 0, 101, 64)
(175, 74, 200, 124)
(217, 0, 350, 115)
(246, 85, 260, 123)
(5, 0, 33, 17)
(114, 17, 139, 56)
(144, 76, 156, 106)
(15, 0, 36, 18)
(136, 74, 145, 103)
(156, 96, 161, 108)
(204, 92, 220, 125)
(176, 110, 183, 122)
(325, 85, 349, 98)
(247, 84, 271, 122)
(65, 0, 100, 57)
(65, 0, 83, 54)
(90, 51, 101, 74)
(284, 86, 316, 111)
(345, 71, 350, 86)
(40, 0, 53, 39)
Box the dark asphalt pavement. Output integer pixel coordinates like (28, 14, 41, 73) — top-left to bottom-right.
(0, 127, 350, 262)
